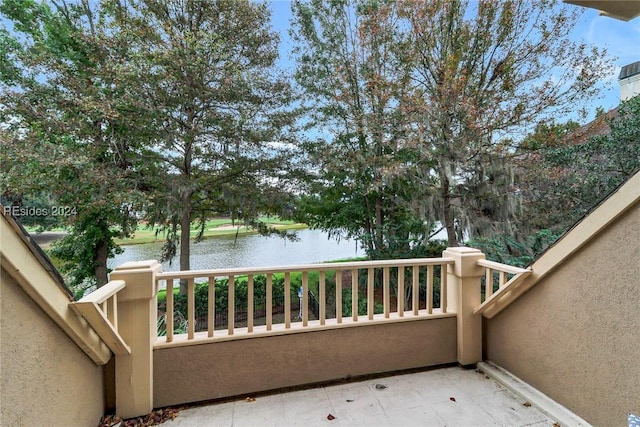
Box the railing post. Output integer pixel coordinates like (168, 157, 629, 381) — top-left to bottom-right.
(443, 247, 485, 366)
(109, 260, 162, 419)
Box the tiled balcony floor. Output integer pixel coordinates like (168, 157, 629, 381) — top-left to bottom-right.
(166, 366, 557, 427)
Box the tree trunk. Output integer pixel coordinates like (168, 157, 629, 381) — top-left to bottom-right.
(95, 236, 109, 288)
(441, 170, 458, 247)
(179, 191, 192, 294)
(374, 193, 384, 256)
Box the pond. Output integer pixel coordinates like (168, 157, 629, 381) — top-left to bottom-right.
(107, 228, 361, 272)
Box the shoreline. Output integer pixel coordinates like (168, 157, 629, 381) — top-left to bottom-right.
(28, 223, 308, 248)
(115, 223, 308, 246)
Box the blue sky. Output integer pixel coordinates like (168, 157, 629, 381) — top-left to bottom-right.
(267, 0, 640, 123)
(2, 1, 637, 123)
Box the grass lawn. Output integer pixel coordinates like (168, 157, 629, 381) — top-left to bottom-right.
(115, 217, 307, 245)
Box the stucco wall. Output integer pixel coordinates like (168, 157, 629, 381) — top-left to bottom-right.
(484, 201, 640, 427)
(1, 270, 106, 426)
(154, 316, 457, 408)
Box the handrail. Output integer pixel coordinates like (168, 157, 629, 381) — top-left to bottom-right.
(155, 257, 454, 280)
(477, 259, 530, 275)
(76, 280, 125, 304)
(70, 280, 131, 355)
(156, 258, 455, 345)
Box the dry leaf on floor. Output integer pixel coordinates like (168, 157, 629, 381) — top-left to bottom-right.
(327, 414, 336, 420)
(449, 397, 456, 402)
(246, 397, 256, 403)
(99, 408, 181, 427)
(523, 402, 532, 407)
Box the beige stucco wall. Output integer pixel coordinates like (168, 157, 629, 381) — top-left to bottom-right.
(484, 201, 640, 427)
(1, 270, 106, 426)
(154, 317, 457, 408)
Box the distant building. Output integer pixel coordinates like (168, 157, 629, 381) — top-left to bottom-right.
(619, 61, 640, 101)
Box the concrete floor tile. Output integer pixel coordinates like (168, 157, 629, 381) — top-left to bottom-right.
(479, 389, 552, 426)
(168, 402, 234, 426)
(431, 397, 501, 427)
(382, 406, 448, 427)
(230, 394, 286, 427)
(167, 367, 558, 427)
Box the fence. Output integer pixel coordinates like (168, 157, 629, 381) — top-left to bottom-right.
(155, 258, 455, 343)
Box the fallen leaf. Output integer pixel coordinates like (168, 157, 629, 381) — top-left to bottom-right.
(375, 384, 387, 390)
(553, 423, 560, 427)
(346, 399, 354, 402)
(449, 397, 456, 402)
(327, 414, 336, 420)
(246, 397, 256, 403)
(523, 402, 532, 407)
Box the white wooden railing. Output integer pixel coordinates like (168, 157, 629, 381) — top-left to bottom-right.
(70, 280, 131, 355)
(155, 258, 455, 345)
(474, 259, 532, 317)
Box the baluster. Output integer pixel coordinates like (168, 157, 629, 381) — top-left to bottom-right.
(485, 268, 493, 299)
(427, 265, 434, 314)
(397, 267, 404, 317)
(367, 267, 374, 320)
(336, 270, 342, 323)
(166, 279, 174, 342)
(228, 275, 234, 335)
(499, 271, 508, 288)
(352, 269, 358, 321)
(412, 265, 419, 315)
(187, 278, 195, 339)
(302, 271, 309, 326)
(247, 274, 255, 332)
(319, 270, 326, 325)
(284, 272, 291, 329)
(247, 275, 254, 333)
(383, 267, 390, 318)
(441, 264, 448, 313)
(266, 274, 273, 331)
(208, 276, 214, 337)
(107, 294, 117, 330)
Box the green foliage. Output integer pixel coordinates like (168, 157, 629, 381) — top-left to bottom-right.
(515, 96, 640, 254)
(291, 0, 612, 252)
(0, 0, 152, 287)
(49, 212, 123, 288)
(108, 0, 303, 276)
(290, 2, 440, 259)
(1, 0, 303, 288)
(169, 275, 298, 320)
(469, 229, 562, 267)
(340, 287, 376, 317)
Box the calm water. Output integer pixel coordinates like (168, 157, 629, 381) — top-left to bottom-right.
(108, 229, 361, 272)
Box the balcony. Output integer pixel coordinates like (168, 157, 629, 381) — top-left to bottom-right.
(82, 250, 586, 426)
(1, 172, 638, 427)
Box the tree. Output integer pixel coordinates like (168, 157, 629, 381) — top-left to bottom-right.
(524, 96, 640, 234)
(514, 119, 582, 233)
(399, 0, 611, 246)
(291, 0, 437, 259)
(473, 96, 639, 264)
(0, 0, 154, 289)
(292, 0, 612, 250)
(109, 0, 300, 288)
